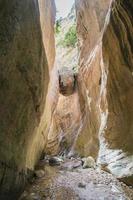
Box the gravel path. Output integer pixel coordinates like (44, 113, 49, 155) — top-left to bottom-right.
(20, 159, 133, 200)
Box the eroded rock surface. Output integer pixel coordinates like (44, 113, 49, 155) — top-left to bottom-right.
(0, 0, 133, 199)
(45, 0, 133, 185)
(0, 0, 55, 199)
(99, 0, 133, 185)
(74, 0, 133, 184)
(45, 7, 80, 156)
(74, 0, 110, 158)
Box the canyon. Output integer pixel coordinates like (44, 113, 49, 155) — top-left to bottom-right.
(0, 0, 133, 199)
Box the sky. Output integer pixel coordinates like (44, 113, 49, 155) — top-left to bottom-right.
(55, 0, 75, 19)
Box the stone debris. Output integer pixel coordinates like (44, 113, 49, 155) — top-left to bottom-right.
(82, 156, 96, 169)
(34, 170, 45, 178)
(49, 157, 63, 166)
(60, 159, 82, 170)
(78, 182, 86, 188)
(19, 158, 133, 200)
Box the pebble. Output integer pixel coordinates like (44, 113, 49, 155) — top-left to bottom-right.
(78, 182, 86, 188)
(49, 157, 63, 166)
(34, 170, 45, 178)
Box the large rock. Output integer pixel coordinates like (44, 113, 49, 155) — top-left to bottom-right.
(0, 0, 55, 199)
(82, 157, 96, 169)
(58, 68, 77, 96)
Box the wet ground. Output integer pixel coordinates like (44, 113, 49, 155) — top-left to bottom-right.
(20, 158, 133, 200)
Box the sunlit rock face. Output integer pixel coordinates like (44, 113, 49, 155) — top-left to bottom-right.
(46, 0, 111, 158)
(0, 0, 55, 199)
(74, 0, 110, 158)
(99, 0, 133, 185)
(75, 0, 133, 184)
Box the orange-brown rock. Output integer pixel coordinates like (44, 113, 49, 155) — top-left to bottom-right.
(45, 7, 80, 156)
(74, 0, 110, 158)
(59, 68, 77, 96)
(1, 1, 132, 198)
(46, 76, 81, 155)
(99, 0, 133, 185)
(75, 0, 133, 184)
(0, 0, 55, 199)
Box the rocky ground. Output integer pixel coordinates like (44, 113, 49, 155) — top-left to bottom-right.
(19, 157, 133, 200)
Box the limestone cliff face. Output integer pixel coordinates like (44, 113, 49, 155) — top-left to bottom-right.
(0, 0, 55, 199)
(74, 0, 110, 158)
(102, 0, 133, 155)
(39, 0, 56, 69)
(100, 0, 133, 185)
(75, 0, 133, 184)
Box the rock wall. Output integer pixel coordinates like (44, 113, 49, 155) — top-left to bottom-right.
(46, 68, 81, 156)
(45, 0, 111, 158)
(0, 0, 55, 199)
(74, 0, 110, 158)
(75, 0, 133, 184)
(100, 0, 133, 185)
(45, 6, 81, 156)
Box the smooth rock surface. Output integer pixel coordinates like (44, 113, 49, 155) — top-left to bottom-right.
(74, 0, 133, 184)
(0, 0, 55, 199)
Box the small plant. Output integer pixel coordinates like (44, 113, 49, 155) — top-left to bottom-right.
(63, 25, 77, 47)
(55, 19, 61, 34)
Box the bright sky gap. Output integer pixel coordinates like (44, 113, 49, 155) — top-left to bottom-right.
(55, 0, 75, 19)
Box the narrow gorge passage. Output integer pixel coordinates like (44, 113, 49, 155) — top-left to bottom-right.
(0, 0, 133, 200)
(20, 1, 133, 200)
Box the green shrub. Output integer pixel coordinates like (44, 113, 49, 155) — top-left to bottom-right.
(63, 25, 77, 47)
(55, 20, 61, 34)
